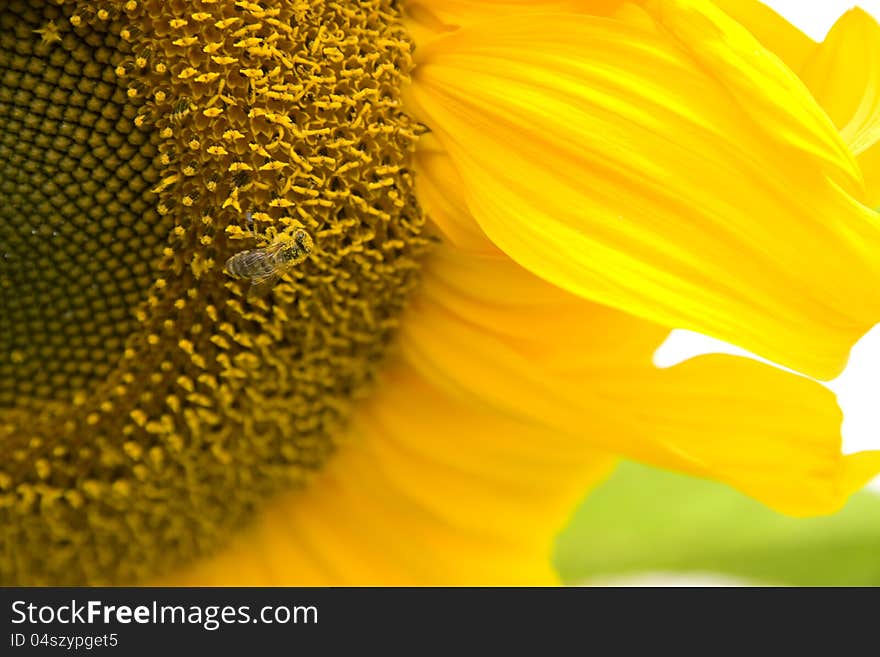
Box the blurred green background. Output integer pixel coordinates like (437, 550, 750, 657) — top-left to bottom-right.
(554, 461, 880, 586)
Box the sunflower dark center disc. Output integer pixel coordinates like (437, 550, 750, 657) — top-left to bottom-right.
(0, 2, 165, 410)
(0, 0, 426, 585)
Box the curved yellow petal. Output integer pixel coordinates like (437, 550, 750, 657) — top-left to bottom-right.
(859, 146, 880, 210)
(407, 8, 880, 380)
(644, 0, 861, 192)
(415, 134, 499, 253)
(398, 233, 880, 516)
(407, 0, 619, 30)
(800, 8, 880, 143)
(604, 355, 880, 517)
(162, 359, 615, 585)
(799, 8, 880, 207)
(711, 0, 815, 74)
(711, 5, 880, 206)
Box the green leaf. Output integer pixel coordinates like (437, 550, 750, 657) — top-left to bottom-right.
(554, 461, 880, 586)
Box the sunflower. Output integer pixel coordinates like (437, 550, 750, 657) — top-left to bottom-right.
(1, 0, 879, 586)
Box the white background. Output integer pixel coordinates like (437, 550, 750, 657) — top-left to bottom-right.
(657, 2, 880, 464)
(762, 0, 880, 39)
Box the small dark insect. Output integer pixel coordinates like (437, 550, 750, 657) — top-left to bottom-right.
(170, 97, 195, 123)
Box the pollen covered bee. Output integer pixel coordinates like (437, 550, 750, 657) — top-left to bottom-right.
(170, 97, 195, 123)
(224, 229, 314, 299)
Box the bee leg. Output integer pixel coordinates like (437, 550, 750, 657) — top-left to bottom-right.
(246, 272, 280, 301)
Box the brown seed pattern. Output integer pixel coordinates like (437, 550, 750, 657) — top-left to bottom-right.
(0, 0, 427, 585)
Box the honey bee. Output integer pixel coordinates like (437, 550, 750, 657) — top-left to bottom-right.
(225, 229, 314, 299)
(170, 97, 195, 123)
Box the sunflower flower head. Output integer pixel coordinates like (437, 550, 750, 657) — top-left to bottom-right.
(0, 0, 427, 584)
(4, 0, 880, 587)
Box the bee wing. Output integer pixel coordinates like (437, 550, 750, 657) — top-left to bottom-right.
(225, 248, 262, 278)
(259, 239, 288, 259)
(246, 271, 281, 301)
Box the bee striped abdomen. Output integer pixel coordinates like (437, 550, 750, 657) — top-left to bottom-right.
(225, 249, 276, 280)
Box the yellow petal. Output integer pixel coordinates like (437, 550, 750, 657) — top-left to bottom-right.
(407, 8, 880, 380)
(162, 358, 615, 585)
(603, 355, 880, 516)
(711, 0, 815, 74)
(399, 239, 880, 517)
(404, 0, 625, 50)
(646, 0, 861, 191)
(859, 145, 880, 210)
(415, 134, 499, 253)
(714, 5, 880, 207)
(407, 0, 616, 30)
(799, 8, 880, 147)
(799, 8, 880, 207)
